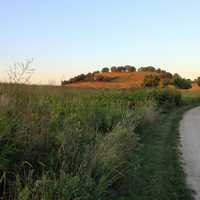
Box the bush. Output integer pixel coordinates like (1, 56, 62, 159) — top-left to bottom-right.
(92, 71, 100, 76)
(101, 68, 109, 73)
(154, 88, 182, 109)
(61, 80, 70, 85)
(95, 75, 115, 82)
(84, 73, 94, 81)
(116, 66, 126, 72)
(125, 65, 136, 72)
(64, 74, 87, 84)
(111, 66, 136, 72)
(61, 73, 95, 85)
(160, 72, 173, 79)
(197, 77, 200, 87)
(173, 77, 192, 89)
(138, 66, 156, 72)
(111, 66, 117, 72)
(143, 75, 160, 87)
(160, 78, 170, 88)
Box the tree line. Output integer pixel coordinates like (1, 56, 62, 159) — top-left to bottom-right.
(143, 73, 193, 89)
(61, 66, 171, 85)
(61, 65, 200, 90)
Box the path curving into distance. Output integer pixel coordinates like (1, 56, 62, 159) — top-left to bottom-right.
(180, 107, 200, 200)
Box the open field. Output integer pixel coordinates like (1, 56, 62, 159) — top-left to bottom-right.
(0, 83, 199, 199)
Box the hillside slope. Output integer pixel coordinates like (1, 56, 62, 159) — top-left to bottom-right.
(64, 71, 161, 89)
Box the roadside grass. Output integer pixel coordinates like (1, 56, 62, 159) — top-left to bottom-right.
(118, 106, 195, 200)
(182, 91, 200, 105)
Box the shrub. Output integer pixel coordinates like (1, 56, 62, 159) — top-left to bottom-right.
(95, 75, 115, 82)
(61, 73, 95, 85)
(160, 78, 170, 88)
(143, 75, 160, 87)
(125, 65, 136, 72)
(173, 77, 192, 89)
(156, 68, 162, 73)
(197, 77, 200, 87)
(111, 66, 136, 72)
(116, 66, 126, 72)
(154, 88, 182, 109)
(138, 66, 156, 72)
(101, 68, 109, 73)
(61, 80, 70, 85)
(66, 74, 87, 83)
(111, 66, 117, 72)
(160, 72, 173, 79)
(95, 75, 104, 81)
(93, 70, 100, 75)
(84, 73, 94, 81)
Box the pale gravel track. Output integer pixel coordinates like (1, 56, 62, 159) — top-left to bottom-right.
(180, 107, 200, 200)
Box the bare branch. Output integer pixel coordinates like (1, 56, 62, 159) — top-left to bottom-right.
(7, 58, 35, 84)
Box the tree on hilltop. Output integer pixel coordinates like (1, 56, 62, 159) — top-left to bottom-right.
(101, 67, 109, 72)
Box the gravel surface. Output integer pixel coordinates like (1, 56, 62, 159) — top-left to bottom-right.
(180, 107, 200, 200)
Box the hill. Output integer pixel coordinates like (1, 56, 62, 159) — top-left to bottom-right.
(63, 71, 165, 89)
(62, 66, 199, 90)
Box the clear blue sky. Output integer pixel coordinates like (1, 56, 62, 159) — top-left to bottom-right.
(0, 0, 200, 83)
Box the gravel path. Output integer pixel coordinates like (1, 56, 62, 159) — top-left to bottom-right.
(180, 107, 200, 200)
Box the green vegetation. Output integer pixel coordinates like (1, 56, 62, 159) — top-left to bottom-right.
(138, 66, 157, 72)
(181, 91, 200, 105)
(61, 66, 172, 86)
(101, 67, 110, 72)
(119, 106, 194, 200)
(0, 83, 198, 200)
(196, 77, 200, 87)
(142, 74, 160, 88)
(94, 74, 116, 82)
(173, 76, 192, 89)
(110, 66, 136, 72)
(61, 65, 194, 92)
(142, 73, 193, 90)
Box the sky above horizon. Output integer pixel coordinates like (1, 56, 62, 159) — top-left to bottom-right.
(0, 0, 200, 84)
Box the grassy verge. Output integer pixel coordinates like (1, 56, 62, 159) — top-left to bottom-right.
(118, 106, 194, 200)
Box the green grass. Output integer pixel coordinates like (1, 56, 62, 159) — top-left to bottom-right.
(0, 83, 198, 200)
(118, 106, 194, 200)
(182, 91, 200, 105)
(0, 84, 156, 200)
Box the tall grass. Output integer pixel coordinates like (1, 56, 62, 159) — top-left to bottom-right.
(0, 84, 181, 199)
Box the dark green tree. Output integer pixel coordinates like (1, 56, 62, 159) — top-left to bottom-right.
(143, 75, 160, 87)
(173, 76, 192, 89)
(101, 67, 109, 72)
